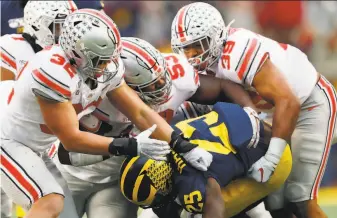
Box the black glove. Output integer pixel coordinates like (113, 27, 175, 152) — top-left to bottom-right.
(169, 131, 197, 153)
(108, 138, 138, 156)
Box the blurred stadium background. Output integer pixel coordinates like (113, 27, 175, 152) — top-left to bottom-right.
(1, 1, 337, 217)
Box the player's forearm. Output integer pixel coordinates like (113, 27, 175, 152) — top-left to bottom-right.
(58, 143, 109, 166)
(204, 178, 226, 218)
(60, 130, 112, 155)
(134, 107, 173, 142)
(219, 80, 257, 110)
(272, 97, 300, 142)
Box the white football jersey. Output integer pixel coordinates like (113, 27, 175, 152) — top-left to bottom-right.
(211, 28, 318, 114)
(0, 81, 15, 122)
(0, 34, 35, 77)
(1, 45, 125, 152)
(62, 53, 201, 183)
(155, 53, 200, 122)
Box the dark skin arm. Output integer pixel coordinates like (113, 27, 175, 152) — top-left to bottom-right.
(252, 58, 301, 141)
(189, 74, 257, 110)
(203, 178, 226, 218)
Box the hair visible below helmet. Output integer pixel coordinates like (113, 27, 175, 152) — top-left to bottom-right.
(171, 2, 229, 70)
(121, 37, 172, 106)
(59, 9, 122, 83)
(119, 156, 173, 208)
(23, 0, 77, 48)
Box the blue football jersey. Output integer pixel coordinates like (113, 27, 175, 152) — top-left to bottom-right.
(170, 102, 268, 214)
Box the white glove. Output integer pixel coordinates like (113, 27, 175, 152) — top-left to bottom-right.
(182, 147, 213, 171)
(248, 137, 287, 182)
(136, 125, 171, 161)
(248, 156, 277, 182)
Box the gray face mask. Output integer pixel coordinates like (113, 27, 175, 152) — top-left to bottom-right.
(128, 70, 172, 106)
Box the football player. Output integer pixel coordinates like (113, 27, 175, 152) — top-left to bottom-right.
(0, 81, 15, 218)
(0, 1, 77, 217)
(0, 9, 214, 218)
(120, 102, 293, 218)
(0, 0, 77, 81)
(54, 37, 256, 218)
(170, 2, 337, 217)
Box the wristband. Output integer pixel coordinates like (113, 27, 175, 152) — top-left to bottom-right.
(108, 138, 138, 156)
(265, 137, 287, 164)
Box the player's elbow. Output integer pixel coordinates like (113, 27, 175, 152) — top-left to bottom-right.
(280, 94, 301, 117)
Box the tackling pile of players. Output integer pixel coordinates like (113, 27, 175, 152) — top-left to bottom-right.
(0, 1, 335, 218)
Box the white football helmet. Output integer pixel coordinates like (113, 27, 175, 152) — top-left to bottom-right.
(23, 0, 77, 48)
(171, 2, 232, 71)
(121, 37, 172, 106)
(59, 9, 122, 83)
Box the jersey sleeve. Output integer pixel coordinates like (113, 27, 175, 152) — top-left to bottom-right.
(0, 34, 19, 75)
(217, 29, 269, 86)
(30, 48, 74, 102)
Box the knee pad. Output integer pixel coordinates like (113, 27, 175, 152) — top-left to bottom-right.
(285, 181, 309, 202)
(264, 185, 286, 211)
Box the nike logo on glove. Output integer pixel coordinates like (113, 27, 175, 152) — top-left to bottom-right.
(258, 168, 264, 182)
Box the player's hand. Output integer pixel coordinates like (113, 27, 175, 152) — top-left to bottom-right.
(169, 130, 213, 171)
(248, 156, 277, 182)
(182, 147, 213, 171)
(136, 125, 171, 161)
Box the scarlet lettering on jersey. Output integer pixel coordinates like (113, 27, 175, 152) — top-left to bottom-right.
(153, 53, 200, 122)
(215, 29, 268, 86)
(165, 55, 185, 80)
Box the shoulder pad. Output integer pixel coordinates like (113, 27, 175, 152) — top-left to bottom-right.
(164, 53, 199, 93)
(30, 46, 76, 102)
(216, 28, 269, 86)
(0, 34, 27, 73)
